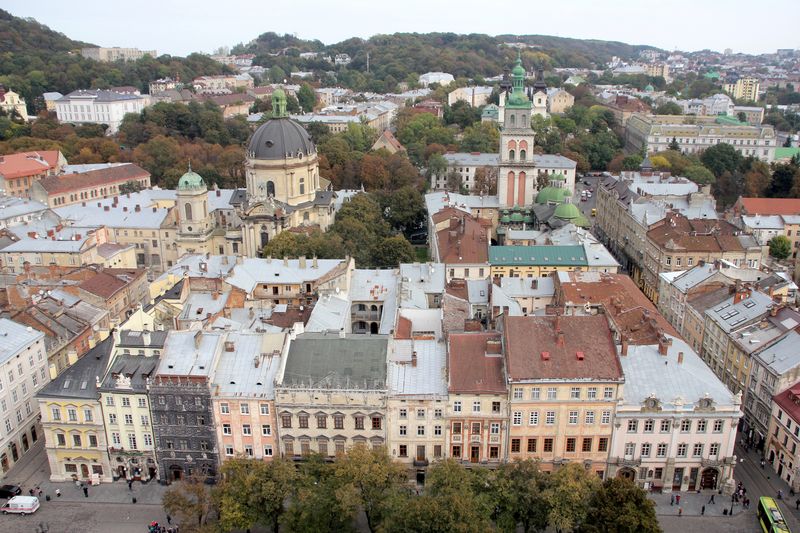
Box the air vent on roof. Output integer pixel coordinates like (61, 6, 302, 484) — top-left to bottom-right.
(541, 351, 550, 361)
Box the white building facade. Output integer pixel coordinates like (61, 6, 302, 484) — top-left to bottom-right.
(0, 320, 48, 479)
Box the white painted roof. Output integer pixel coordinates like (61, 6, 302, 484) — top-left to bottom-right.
(622, 336, 739, 410)
(211, 332, 285, 398)
(0, 318, 44, 366)
(158, 330, 224, 377)
(388, 338, 447, 396)
(227, 257, 346, 293)
(398, 263, 445, 309)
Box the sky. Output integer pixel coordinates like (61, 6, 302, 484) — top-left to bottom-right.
(5, 0, 797, 57)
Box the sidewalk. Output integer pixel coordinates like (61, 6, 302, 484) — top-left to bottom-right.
(649, 490, 746, 517)
(33, 478, 167, 505)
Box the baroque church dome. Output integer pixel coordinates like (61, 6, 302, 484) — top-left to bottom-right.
(177, 167, 205, 190)
(247, 87, 316, 160)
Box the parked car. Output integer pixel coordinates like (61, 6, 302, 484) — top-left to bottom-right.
(0, 485, 22, 499)
(1, 495, 39, 515)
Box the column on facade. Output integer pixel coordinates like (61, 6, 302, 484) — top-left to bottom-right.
(506, 172, 515, 206)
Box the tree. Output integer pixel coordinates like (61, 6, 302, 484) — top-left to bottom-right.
(544, 463, 600, 532)
(668, 137, 680, 151)
(683, 164, 716, 185)
(216, 457, 298, 533)
(655, 102, 682, 115)
(373, 236, 417, 267)
(769, 161, 800, 198)
(474, 166, 498, 195)
(269, 66, 286, 83)
(162, 473, 215, 532)
(621, 154, 643, 170)
(284, 455, 357, 533)
(583, 478, 661, 533)
(119, 180, 143, 194)
(491, 460, 551, 533)
(769, 235, 792, 260)
(648, 155, 671, 170)
(444, 100, 481, 129)
(700, 143, 743, 178)
(297, 83, 317, 112)
(426, 153, 448, 182)
(378, 186, 426, 233)
(737, 111, 747, 123)
(331, 444, 407, 533)
(460, 122, 500, 153)
(445, 170, 464, 193)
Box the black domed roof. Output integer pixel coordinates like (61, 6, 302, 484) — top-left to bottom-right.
(247, 117, 316, 160)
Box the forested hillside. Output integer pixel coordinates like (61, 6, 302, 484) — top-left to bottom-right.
(0, 9, 233, 106)
(234, 31, 660, 91)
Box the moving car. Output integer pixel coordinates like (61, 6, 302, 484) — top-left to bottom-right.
(1, 495, 39, 515)
(0, 485, 22, 498)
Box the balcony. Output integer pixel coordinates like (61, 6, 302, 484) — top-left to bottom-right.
(413, 458, 429, 467)
(351, 311, 382, 321)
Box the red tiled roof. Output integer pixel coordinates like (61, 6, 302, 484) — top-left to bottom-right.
(395, 316, 412, 339)
(647, 213, 744, 253)
(737, 197, 800, 216)
(202, 93, 256, 106)
(78, 271, 136, 299)
(0, 151, 61, 179)
(773, 383, 800, 424)
(557, 272, 679, 344)
(504, 315, 623, 381)
(36, 164, 149, 194)
(433, 207, 489, 264)
(448, 332, 506, 394)
(374, 130, 405, 152)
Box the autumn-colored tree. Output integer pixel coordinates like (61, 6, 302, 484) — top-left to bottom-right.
(361, 153, 390, 190)
(215, 457, 298, 533)
(162, 473, 216, 533)
(331, 444, 408, 533)
(474, 166, 498, 195)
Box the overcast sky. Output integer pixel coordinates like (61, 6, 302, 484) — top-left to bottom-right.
(6, 0, 797, 57)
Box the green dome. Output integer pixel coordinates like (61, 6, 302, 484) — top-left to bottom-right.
(644, 84, 655, 92)
(573, 215, 590, 228)
(535, 186, 571, 205)
(500, 215, 511, 223)
(554, 202, 582, 220)
(177, 169, 206, 190)
(510, 212, 524, 223)
(511, 61, 525, 78)
(523, 215, 533, 224)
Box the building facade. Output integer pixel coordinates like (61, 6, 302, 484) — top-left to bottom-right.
(0, 320, 48, 479)
(504, 315, 624, 477)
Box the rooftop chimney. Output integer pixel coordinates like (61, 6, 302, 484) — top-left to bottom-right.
(657, 335, 672, 356)
(134, 205, 141, 212)
(486, 339, 502, 354)
(142, 330, 151, 346)
(620, 337, 629, 356)
(339, 328, 346, 339)
(677, 351, 684, 365)
(411, 351, 417, 367)
(224, 340, 235, 352)
(541, 351, 550, 361)
(576, 351, 585, 361)
(299, 256, 307, 269)
(556, 331, 565, 347)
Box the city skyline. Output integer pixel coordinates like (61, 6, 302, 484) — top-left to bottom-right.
(5, 0, 797, 58)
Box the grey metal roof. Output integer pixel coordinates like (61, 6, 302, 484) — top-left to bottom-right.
(211, 332, 285, 398)
(37, 335, 114, 399)
(705, 290, 774, 332)
(281, 333, 388, 390)
(754, 330, 800, 375)
(622, 336, 738, 410)
(247, 117, 316, 160)
(388, 338, 447, 396)
(0, 318, 44, 366)
(118, 330, 168, 348)
(99, 354, 159, 392)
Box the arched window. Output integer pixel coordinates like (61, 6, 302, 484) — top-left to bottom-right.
(184, 203, 193, 221)
(519, 149, 526, 161)
(267, 181, 275, 197)
(509, 114, 516, 127)
(260, 225, 269, 248)
(303, 212, 310, 222)
(509, 150, 515, 161)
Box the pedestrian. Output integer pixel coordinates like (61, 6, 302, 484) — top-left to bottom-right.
(761, 459, 766, 469)
(128, 479, 133, 490)
(701, 505, 705, 515)
(678, 507, 683, 517)
(37, 488, 42, 498)
(55, 489, 61, 497)
(779, 490, 784, 500)
(82, 486, 88, 498)
(167, 515, 172, 525)
(670, 494, 675, 506)
(709, 494, 716, 504)
(676, 494, 681, 505)
(28, 488, 34, 496)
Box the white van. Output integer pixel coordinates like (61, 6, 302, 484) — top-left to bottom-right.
(2, 495, 40, 515)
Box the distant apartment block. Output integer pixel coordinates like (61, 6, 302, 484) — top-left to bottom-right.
(54, 89, 152, 134)
(80, 47, 157, 62)
(625, 114, 776, 162)
(724, 76, 760, 102)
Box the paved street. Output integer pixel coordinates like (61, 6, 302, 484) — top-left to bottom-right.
(0, 440, 171, 532)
